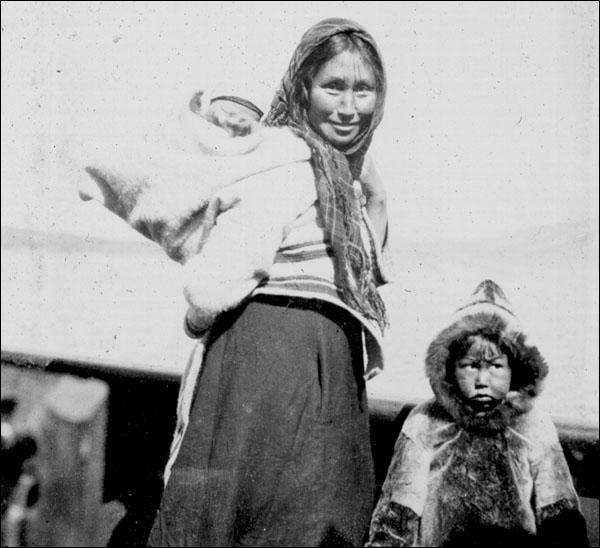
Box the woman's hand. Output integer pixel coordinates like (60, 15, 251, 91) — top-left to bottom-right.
(359, 154, 388, 247)
(184, 305, 211, 338)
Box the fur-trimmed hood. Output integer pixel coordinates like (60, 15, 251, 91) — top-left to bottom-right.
(368, 281, 586, 547)
(425, 280, 549, 431)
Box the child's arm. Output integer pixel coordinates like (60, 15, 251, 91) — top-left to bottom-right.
(367, 499, 419, 547)
(530, 413, 589, 546)
(367, 431, 427, 547)
(537, 498, 589, 547)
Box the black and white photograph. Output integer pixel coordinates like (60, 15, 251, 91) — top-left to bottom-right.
(1, 2, 598, 546)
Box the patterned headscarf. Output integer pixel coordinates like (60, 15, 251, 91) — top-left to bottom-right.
(264, 18, 388, 332)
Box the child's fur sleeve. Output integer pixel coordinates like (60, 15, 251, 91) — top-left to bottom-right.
(528, 411, 589, 546)
(367, 426, 430, 547)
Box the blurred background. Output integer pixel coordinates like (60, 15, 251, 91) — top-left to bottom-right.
(2, 1, 598, 420)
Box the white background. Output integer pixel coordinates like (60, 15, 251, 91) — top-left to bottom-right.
(1, 1, 598, 419)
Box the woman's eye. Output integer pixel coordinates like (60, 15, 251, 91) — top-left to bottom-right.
(355, 85, 373, 95)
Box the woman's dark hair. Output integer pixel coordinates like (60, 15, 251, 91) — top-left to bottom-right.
(290, 32, 385, 114)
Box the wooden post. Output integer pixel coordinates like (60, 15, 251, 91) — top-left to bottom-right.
(27, 376, 109, 547)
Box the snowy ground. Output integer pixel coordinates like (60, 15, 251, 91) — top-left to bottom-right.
(2, 219, 598, 422)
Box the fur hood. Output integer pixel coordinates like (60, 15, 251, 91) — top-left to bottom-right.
(425, 280, 549, 431)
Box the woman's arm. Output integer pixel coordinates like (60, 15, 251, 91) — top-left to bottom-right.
(183, 161, 316, 333)
(359, 154, 388, 248)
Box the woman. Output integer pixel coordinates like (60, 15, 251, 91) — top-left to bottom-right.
(149, 18, 391, 547)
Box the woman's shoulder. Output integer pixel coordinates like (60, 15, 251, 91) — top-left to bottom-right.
(253, 126, 311, 160)
(212, 157, 317, 232)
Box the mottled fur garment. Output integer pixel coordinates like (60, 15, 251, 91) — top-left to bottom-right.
(367, 281, 588, 547)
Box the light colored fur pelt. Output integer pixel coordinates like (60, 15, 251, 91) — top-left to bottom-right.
(78, 120, 310, 263)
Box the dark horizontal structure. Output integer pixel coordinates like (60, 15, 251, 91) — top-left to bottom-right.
(2, 348, 598, 546)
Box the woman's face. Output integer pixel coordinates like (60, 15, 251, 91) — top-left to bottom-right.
(307, 50, 378, 149)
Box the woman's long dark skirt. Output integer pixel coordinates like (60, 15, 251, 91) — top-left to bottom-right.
(148, 295, 375, 547)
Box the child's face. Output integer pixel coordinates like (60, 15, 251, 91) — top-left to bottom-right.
(205, 99, 261, 137)
(454, 336, 512, 411)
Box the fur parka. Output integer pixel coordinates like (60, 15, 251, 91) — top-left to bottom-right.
(367, 280, 588, 547)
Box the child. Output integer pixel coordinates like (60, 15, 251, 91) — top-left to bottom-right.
(367, 280, 589, 547)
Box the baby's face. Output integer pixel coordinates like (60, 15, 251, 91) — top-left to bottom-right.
(205, 99, 261, 137)
(454, 337, 511, 411)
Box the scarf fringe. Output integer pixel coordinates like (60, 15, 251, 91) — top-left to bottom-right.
(314, 148, 388, 333)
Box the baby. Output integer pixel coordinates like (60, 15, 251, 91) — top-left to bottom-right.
(180, 79, 270, 156)
(189, 89, 263, 137)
